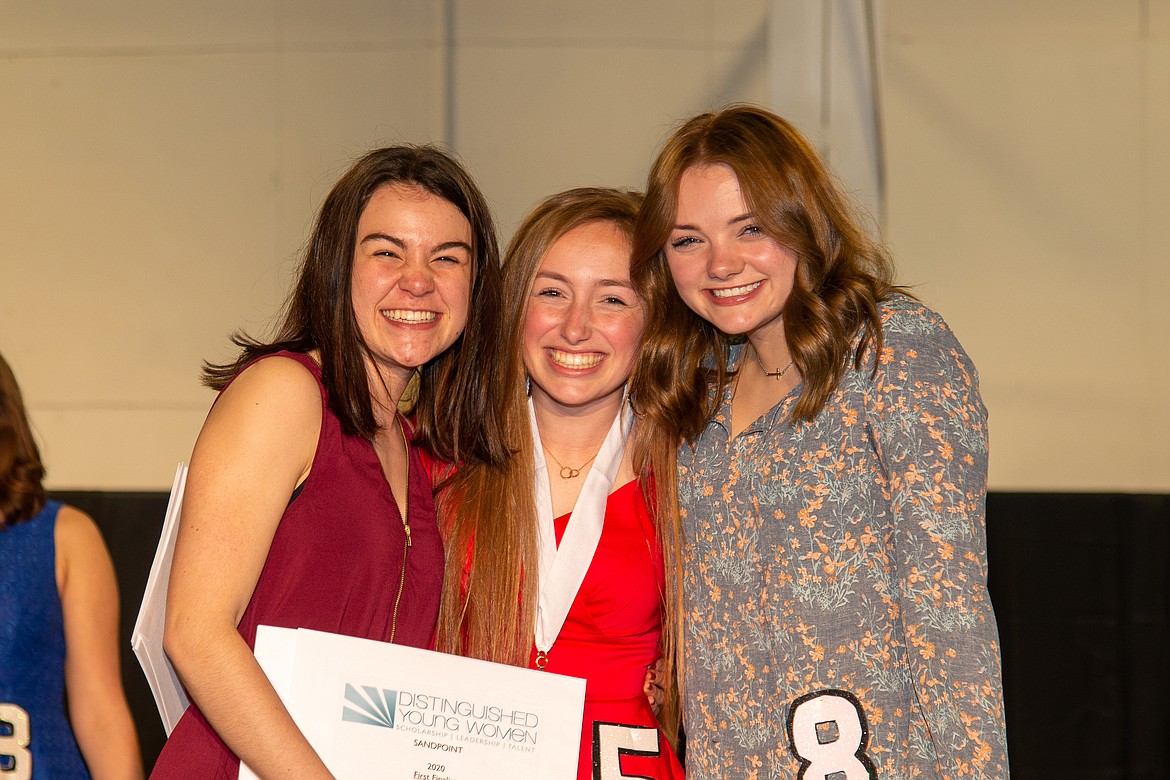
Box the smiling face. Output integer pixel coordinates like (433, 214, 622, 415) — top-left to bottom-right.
(350, 183, 473, 394)
(522, 220, 646, 417)
(665, 163, 798, 344)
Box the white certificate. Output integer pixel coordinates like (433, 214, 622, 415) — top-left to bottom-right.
(242, 626, 585, 780)
(130, 463, 190, 735)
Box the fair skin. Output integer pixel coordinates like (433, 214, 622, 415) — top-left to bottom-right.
(526, 218, 665, 709)
(523, 220, 646, 516)
(350, 184, 473, 513)
(56, 506, 144, 780)
(163, 183, 472, 778)
(666, 163, 802, 437)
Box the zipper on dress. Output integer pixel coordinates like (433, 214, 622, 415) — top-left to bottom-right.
(388, 417, 412, 644)
(388, 521, 411, 643)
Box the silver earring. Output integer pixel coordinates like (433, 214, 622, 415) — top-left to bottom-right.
(525, 374, 531, 396)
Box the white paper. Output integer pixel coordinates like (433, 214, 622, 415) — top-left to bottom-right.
(251, 623, 296, 703)
(242, 626, 585, 780)
(130, 463, 190, 735)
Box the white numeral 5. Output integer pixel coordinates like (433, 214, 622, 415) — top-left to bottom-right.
(593, 721, 660, 780)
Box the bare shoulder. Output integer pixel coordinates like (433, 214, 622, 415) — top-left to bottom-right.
(219, 354, 321, 409)
(54, 504, 105, 550)
(204, 354, 323, 438)
(53, 504, 117, 592)
(192, 353, 324, 498)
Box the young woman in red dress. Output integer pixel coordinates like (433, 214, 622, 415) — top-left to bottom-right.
(435, 188, 684, 780)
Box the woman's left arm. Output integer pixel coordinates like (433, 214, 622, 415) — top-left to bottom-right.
(56, 506, 144, 780)
(869, 307, 1009, 779)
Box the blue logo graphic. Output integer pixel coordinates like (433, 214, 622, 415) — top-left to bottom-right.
(341, 684, 397, 728)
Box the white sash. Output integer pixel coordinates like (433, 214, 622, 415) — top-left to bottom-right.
(530, 396, 633, 656)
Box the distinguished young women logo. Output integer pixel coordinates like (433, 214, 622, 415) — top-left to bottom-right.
(342, 684, 397, 728)
(339, 682, 541, 749)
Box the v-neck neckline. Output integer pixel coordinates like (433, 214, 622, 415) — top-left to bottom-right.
(719, 345, 802, 440)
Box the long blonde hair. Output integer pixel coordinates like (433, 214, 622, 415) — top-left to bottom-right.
(436, 187, 681, 743)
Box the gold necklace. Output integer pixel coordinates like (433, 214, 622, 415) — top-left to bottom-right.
(544, 446, 598, 479)
(753, 346, 795, 379)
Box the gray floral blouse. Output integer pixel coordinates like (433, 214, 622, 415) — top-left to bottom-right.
(678, 293, 1009, 779)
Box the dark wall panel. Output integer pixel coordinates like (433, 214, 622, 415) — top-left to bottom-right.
(986, 493, 1169, 779)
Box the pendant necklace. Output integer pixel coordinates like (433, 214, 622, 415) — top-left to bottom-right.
(753, 346, 795, 379)
(543, 446, 599, 479)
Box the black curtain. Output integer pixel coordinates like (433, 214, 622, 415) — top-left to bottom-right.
(986, 493, 1169, 779)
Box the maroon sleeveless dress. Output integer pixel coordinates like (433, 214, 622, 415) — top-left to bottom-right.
(150, 351, 443, 778)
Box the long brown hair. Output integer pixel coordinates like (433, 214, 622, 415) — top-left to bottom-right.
(436, 187, 681, 742)
(0, 352, 47, 528)
(203, 145, 507, 467)
(631, 104, 902, 437)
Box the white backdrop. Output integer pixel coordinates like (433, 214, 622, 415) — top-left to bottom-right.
(1, 0, 1166, 491)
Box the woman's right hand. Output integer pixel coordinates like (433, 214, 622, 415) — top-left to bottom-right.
(643, 658, 665, 716)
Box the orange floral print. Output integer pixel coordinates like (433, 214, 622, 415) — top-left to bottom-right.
(678, 295, 1009, 779)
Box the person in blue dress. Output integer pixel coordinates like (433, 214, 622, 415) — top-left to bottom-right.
(0, 351, 142, 779)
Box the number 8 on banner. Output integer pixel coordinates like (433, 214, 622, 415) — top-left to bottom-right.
(786, 690, 875, 780)
(0, 703, 32, 780)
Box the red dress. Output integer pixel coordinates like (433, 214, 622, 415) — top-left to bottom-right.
(528, 479, 685, 780)
(150, 352, 444, 779)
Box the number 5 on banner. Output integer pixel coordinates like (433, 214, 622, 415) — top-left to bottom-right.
(592, 722, 660, 780)
(0, 703, 32, 780)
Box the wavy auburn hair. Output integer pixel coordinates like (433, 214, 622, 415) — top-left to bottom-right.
(204, 145, 506, 467)
(0, 352, 47, 528)
(630, 104, 903, 437)
(436, 187, 681, 744)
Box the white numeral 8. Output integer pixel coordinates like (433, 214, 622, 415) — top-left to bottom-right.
(0, 703, 32, 780)
(592, 721, 660, 780)
(786, 690, 874, 780)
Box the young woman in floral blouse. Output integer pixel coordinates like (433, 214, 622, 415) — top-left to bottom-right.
(629, 104, 1009, 779)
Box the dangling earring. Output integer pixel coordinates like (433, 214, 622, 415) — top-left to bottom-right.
(525, 374, 531, 396)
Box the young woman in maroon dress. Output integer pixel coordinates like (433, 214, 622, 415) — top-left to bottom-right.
(435, 188, 684, 780)
(151, 146, 507, 779)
